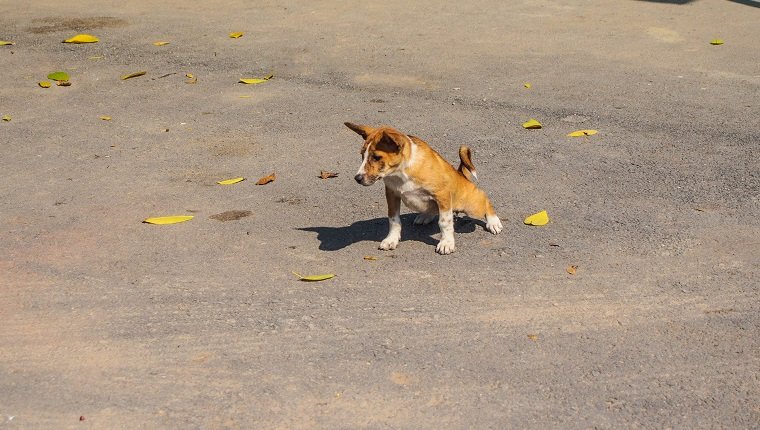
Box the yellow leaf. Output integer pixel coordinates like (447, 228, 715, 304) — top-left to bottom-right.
(255, 172, 276, 185)
(567, 265, 578, 275)
(100, 116, 112, 121)
(238, 95, 253, 98)
(527, 334, 539, 341)
(121, 71, 146, 80)
(293, 272, 335, 282)
(363, 256, 378, 261)
(185, 73, 197, 84)
(39, 81, 52, 88)
(64, 34, 99, 44)
(710, 39, 724, 45)
(522, 119, 542, 129)
(567, 129, 598, 137)
(143, 215, 194, 225)
(229, 32, 244, 38)
(153, 41, 170, 46)
(524, 82, 532, 89)
(2, 115, 11, 122)
(88, 56, 103, 60)
(0, 41, 15, 46)
(524, 210, 549, 226)
(217, 177, 245, 185)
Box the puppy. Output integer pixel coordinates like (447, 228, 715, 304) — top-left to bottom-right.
(346, 122, 503, 254)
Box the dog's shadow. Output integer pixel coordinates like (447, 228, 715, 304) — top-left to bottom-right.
(298, 214, 482, 251)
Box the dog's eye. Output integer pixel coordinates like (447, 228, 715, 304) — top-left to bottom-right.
(371, 154, 382, 162)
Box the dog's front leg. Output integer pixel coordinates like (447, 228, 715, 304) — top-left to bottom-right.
(436, 196, 456, 255)
(379, 186, 402, 250)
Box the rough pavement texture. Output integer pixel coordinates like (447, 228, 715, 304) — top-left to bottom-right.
(1, 1, 759, 428)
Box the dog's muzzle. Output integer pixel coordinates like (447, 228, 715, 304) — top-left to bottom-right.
(354, 174, 375, 186)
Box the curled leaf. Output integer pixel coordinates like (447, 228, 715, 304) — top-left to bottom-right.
(239, 74, 273, 85)
(185, 73, 197, 84)
(63, 34, 99, 44)
(255, 172, 276, 185)
(566, 265, 578, 275)
(100, 116, 112, 121)
(319, 171, 338, 179)
(47, 71, 70, 81)
(229, 32, 244, 38)
(153, 41, 170, 46)
(217, 177, 245, 185)
(523, 82, 532, 89)
(121, 71, 147, 80)
(56, 80, 71, 87)
(143, 215, 194, 225)
(39, 81, 52, 88)
(567, 129, 598, 137)
(2, 115, 11, 122)
(0, 41, 15, 46)
(293, 272, 335, 282)
(710, 39, 724, 45)
(363, 256, 378, 261)
(524, 210, 549, 226)
(522, 119, 542, 129)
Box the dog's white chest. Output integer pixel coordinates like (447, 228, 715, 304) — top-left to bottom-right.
(384, 175, 436, 213)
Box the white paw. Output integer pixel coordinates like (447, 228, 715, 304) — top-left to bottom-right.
(379, 238, 399, 250)
(435, 237, 456, 255)
(414, 213, 437, 225)
(486, 215, 503, 235)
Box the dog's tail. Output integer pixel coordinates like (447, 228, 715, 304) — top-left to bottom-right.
(457, 145, 478, 182)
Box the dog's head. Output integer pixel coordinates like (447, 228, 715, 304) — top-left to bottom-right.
(345, 122, 409, 186)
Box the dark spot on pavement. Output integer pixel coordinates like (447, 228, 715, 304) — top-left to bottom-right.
(210, 210, 252, 222)
(27, 17, 128, 34)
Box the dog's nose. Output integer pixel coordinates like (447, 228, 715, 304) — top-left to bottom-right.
(354, 174, 364, 184)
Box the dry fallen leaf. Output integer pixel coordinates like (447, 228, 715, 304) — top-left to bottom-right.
(39, 81, 52, 88)
(143, 215, 194, 225)
(293, 272, 335, 282)
(319, 170, 339, 179)
(710, 39, 724, 45)
(256, 172, 276, 185)
(121, 71, 147, 80)
(153, 41, 170, 46)
(217, 177, 245, 185)
(0, 41, 15, 46)
(88, 56, 103, 60)
(238, 95, 253, 98)
(2, 115, 11, 122)
(527, 334, 539, 341)
(568, 129, 598, 137)
(524, 82, 532, 89)
(566, 265, 578, 275)
(239, 74, 273, 85)
(56, 81, 71, 87)
(185, 73, 197, 84)
(229, 32, 244, 38)
(63, 34, 99, 44)
(522, 119, 542, 129)
(363, 256, 378, 261)
(100, 116, 112, 121)
(524, 210, 549, 226)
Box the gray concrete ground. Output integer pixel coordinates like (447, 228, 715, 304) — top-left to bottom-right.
(1, 0, 759, 428)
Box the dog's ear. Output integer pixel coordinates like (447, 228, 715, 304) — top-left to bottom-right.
(344, 122, 374, 139)
(376, 130, 407, 153)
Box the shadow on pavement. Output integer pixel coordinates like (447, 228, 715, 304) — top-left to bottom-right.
(298, 214, 481, 251)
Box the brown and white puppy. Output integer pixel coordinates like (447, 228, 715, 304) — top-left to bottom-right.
(346, 122, 503, 254)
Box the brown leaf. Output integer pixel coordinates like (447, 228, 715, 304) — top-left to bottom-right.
(255, 172, 276, 185)
(319, 170, 338, 179)
(566, 265, 578, 275)
(527, 334, 539, 341)
(363, 255, 378, 261)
